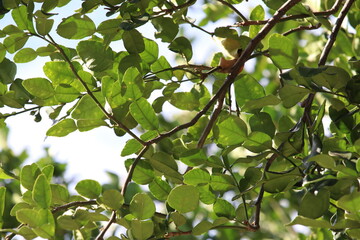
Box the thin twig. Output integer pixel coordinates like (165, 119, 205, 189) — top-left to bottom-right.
(0, 106, 41, 119)
(96, 210, 117, 240)
(52, 200, 97, 213)
(121, 145, 150, 195)
(182, 18, 214, 36)
(283, 23, 322, 36)
(153, 0, 196, 16)
(197, 90, 226, 148)
(318, 0, 354, 66)
(40, 34, 145, 145)
(233, 0, 344, 27)
(217, 0, 248, 22)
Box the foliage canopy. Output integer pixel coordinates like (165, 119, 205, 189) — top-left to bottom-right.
(0, 0, 360, 239)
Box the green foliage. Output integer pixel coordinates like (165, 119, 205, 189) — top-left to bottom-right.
(0, 0, 360, 239)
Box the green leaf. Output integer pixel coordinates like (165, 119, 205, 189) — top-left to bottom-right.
(56, 14, 96, 39)
(0, 187, 5, 228)
(169, 92, 200, 111)
(192, 220, 213, 235)
(123, 29, 145, 54)
(311, 66, 351, 90)
(0, 168, 14, 179)
(264, 168, 302, 193)
(279, 85, 312, 108)
(75, 179, 102, 199)
(100, 189, 124, 210)
(16, 209, 55, 238)
(54, 84, 80, 103)
(51, 184, 69, 205)
(14, 48, 37, 63)
(46, 119, 77, 137)
(130, 193, 155, 220)
(97, 19, 123, 41)
(35, 17, 54, 36)
(140, 38, 158, 64)
(298, 189, 330, 219)
(242, 95, 281, 112)
(169, 37, 192, 62)
(43, 61, 79, 85)
(167, 185, 199, 213)
(16, 209, 40, 228)
(4, 34, 29, 55)
(22, 78, 55, 99)
(170, 212, 186, 227)
(180, 149, 207, 167)
(130, 97, 159, 130)
(197, 184, 216, 204)
(57, 215, 82, 230)
(234, 75, 265, 107)
(243, 131, 272, 153)
(0, 43, 6, 63)
(130, 220, 154, 240)
(0, 58, 16, 84)
(125, 159, 154, 185)
(123, 67, 142, 101)
(287, 216, 331, 228)
(121, 139, 143, 157)
(216, 115, 247, 145)
(249, 5, 265, 37)
(42, 0, 58, 13)
(152, 17, 179, 42)
(183, 168, 211, 186)
(149, 177, 171, 201)
(337, 191, 360, 214)
(308, 154, 336, 170)
(151, 56, 172, 80)
(32, 174, 52, 209)
(72, 93, 105, 120)
(11, 6, 28, 30)
(210, 173, 236, 192)
(20, 163, 41, 190)
(269, 33, 298, 69)
(77, 119, 107, 132)
(249, 112, 275, 138)
(149, 152, 183, 184)
(77, 41, 114, 72)
(213, 199, 235, 219)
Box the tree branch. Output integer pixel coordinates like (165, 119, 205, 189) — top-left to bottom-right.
(217, 0, 248, 22)
(121, 145, 150, 195)
(95, 210, 117, 240)
(233, 0, 344, 27)
(252, 0, 354, 231)
(0, 106, 41, 119)
(318, 0, 354, 66)
(283, 23, 322, 36)
(51, 200, 97, 213)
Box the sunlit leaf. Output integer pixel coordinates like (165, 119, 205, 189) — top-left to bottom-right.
(167, 185, 199, 213)
(75, 179, 102, 199)
(57, 14, 96, 39)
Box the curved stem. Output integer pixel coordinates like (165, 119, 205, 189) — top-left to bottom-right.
(32, 33, 145, 145)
